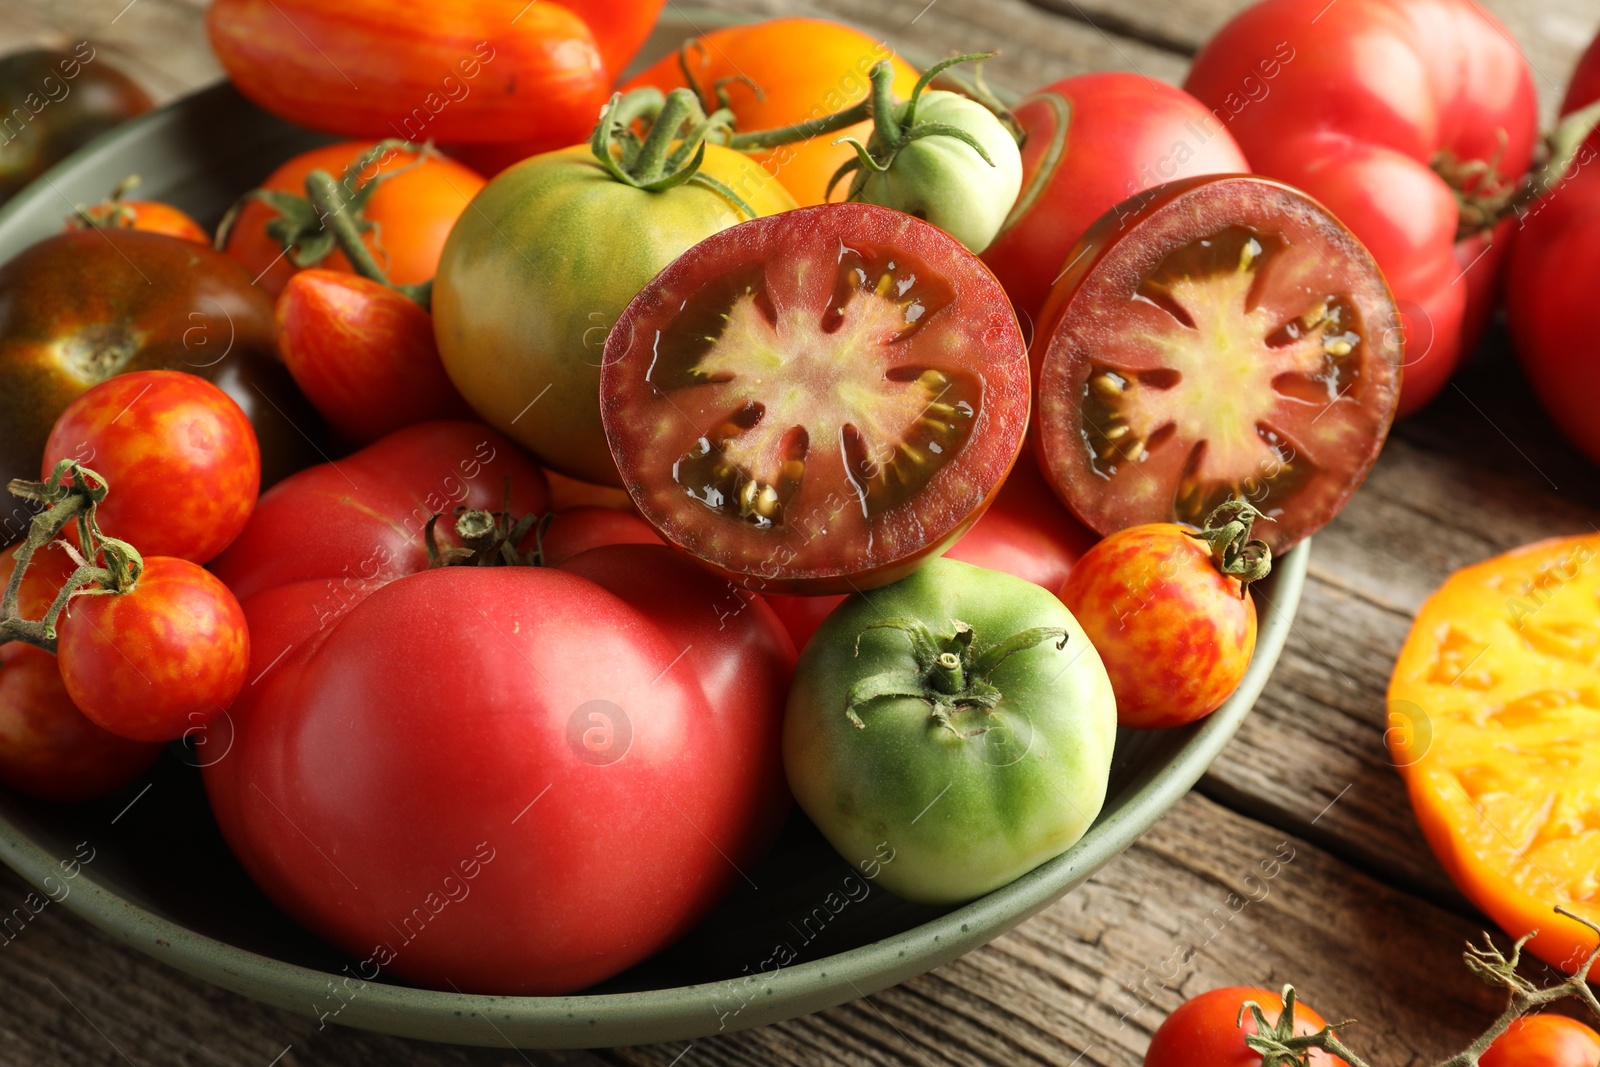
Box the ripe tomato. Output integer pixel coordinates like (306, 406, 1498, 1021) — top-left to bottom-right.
(206, 0, 607, 146)
(0, 229, 318, 500)
(982, 73, 1251, 326)
(603, 203, 1030, 594)
(224, 141, 485, 298)
(433, 142, 796, 486)
(1184, 0, 1537, 415)
(622, 19, 921, 207)
(1060, 521, 1257, 729)
(1482, 1016, 1600, 1067)
(1033, 175, 1402, 554)
(66, 194, 208, 244)
(545, 469, 634, 512)
(56, 557, 250, 743)
(276, 270, 472, 446)
(785, 558, 1115, 903)
(552, 0, 664, 82)
(42, 371, 259, 564)
(0, 545, 162, 802)
(1388, 533, 1600, 973)
(540, 506, 660, 566)
(0, 46, 151, 199)
(1146, 987, 1345, 1067)
(1506, 38, 1600, 467)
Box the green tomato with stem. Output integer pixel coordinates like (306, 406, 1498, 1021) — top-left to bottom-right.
(848, 90, 1022, 254)
(783, 557, 1116, 904)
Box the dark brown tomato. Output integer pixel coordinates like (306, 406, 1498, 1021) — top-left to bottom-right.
(0, 229, 320, 504)
(1033, 175, 1401, 553)
(0, 46, 152, 200)
(601, 203, 1030, 594)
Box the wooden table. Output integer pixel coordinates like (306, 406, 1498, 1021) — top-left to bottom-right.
(4, 0, 1600, 1063)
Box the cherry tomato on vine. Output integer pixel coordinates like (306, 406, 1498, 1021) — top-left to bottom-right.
(42, 370, 259, 564)
(276, 270, 472, 446)
(0, 546, 162, 802)
(1032, 175, 1401, 554)
(602, 202, 1030, 593)
(1184, 0, 1537, 415)
(982, 72, 1251, 326)
(1481, 1015, 1600, 1067)
(224, 141, 485, 298)
(621, 18, 921, 206)
(56, 557, 250, 743)
(1145, 987, 1345, 1067)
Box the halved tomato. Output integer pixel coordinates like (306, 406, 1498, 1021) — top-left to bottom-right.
(1033, 175, 1402, 553)
(601, 203, 1030, 594)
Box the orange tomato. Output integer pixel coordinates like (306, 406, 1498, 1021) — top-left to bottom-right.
(223, 141, 484, 297)
(1482, 1016, 1600, 1067)
(621, 18, 920, 206)
(67, 198, 208, 244)
(1389, 533, 1600, 974)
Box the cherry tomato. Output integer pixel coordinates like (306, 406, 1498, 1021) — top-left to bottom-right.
(206, 0, 607, 146)
(622, 19, 921, 206)
(1482, 1016, 1600, 1067)
(0, 545, 162, 802)
(602, 203, 1030, 593)
(1506, 35, 1600, 468)
(56, 557, 250, 743)
(1060, 522, 1256, 729)
(1033, 175, 1401, 554)
(66, 196, 208, 244)
(224, 142, 485, 298)
(982, 73, 1251, 327)
(276, 270, 472, 446)
(1146, 987, 1345, 1067)
(539, 506, 660, 566)
(42, 371, 259, 564)
(1184, 0, 1537, 415)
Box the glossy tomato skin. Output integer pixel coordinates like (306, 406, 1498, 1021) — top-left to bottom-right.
(622, 19, 920, 207)
(983, 73, 1251, 326)
(206, 0, 607, 146)
(1061, 524, 1255, 729)
(276, 270, 472, 445)
(210, 421, 551, 603)
(0, 47, 152, 199)
(42, 371, 259, 564)
(1481, 1016, 1600, 1067)
(220, 564, 770, 994)
(434, 144, 797, 486)
(0, 229, 319, 502)
(225, 141, 486, 298)
(67, 199, 209, 244)
(1507, 43, 1600, 467)
(553, 0, 665, 81)
(1146, 988, 1344, 1067)
(602, 203, 1031, 594)
(57, 557, 250, 743)
(786, 558, 1115, 903)
(1184, 0, 1537, 415)
(0, 546, 162, 801)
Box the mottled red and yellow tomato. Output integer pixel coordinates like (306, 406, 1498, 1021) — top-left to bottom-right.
(57, 557, 250, 742)
(0, 545, 162, 801)
(43, 371, 259, 564)
(1060, 522, 1256, 729)
(1033, 175, 1402, 554)
(601, 203, 1030, 594)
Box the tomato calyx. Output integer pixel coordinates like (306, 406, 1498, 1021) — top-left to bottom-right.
(587, 88, 758, 217)
(65, 174, 144, 232)
(423, 498, 545, 570)
(1192, 498, 1273, 596)
(0, 460, 144, 655)
(1236, 985, 1359, 1067)
(842, 617, 1068, 734)
(1440, 98, 1600, 240)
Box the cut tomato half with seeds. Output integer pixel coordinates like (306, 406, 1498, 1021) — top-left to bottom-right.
(1033, 175, 1402, 553)
(601, 203, 1030, 594)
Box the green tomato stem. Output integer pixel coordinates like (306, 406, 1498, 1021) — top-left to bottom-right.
(932, 651, 965, 694)
(301, 169, 432, 310)
(725, 98, 873, 150)
(633, 88, 699, 183)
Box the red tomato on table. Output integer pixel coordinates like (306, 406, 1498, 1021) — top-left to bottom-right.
(1146, 987, 1346, 1067)
(1184, 0, 1537, 415)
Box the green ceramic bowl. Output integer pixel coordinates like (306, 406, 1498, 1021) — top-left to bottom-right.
(0, 12, 1309, 1049)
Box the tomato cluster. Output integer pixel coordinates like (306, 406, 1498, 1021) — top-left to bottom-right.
(12, 0, 1593, 1021)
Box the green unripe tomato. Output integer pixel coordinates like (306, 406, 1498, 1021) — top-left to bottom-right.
(851, 91, 1022, 254)
(783, 557, 1116, 904)
(432, 144, 796, 487)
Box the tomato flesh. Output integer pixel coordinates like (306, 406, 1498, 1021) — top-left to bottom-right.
(603, 204, 1029, 593)
(1035, 176, 1401, 552)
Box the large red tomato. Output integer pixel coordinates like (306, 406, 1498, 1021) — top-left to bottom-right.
(1184, 0, 1537, 415)
(982, 73, 1250, 327)
(1507, 31, 1600, 466)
